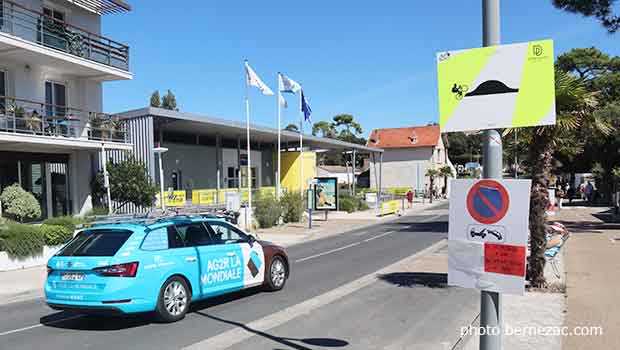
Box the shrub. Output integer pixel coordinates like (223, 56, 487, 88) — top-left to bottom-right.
(0, 223, 44, 259)
(85, 206, 110, 217)
(338, 194, 369, 213)
(41, 224, 74, 246)
(253, 193, 281, 229)
(0, 184, 41, 222)
(339, 196, 356, 213)
(281, 191, 304, 223)
(42, 215, 87, 231)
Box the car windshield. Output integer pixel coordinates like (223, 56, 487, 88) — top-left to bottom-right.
(58, 229, 133, 257)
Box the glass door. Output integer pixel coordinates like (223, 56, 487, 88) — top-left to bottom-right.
(19, 161, 46, 220)
(49, 162, 69, 216)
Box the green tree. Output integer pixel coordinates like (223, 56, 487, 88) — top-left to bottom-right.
(150, 90, 161, 107)
(332, 114, 364, 144)
(161, 90, 178, 111)
(425, 168, 439, 204)
(556, 47, 620, 104)
(446, 132, 483, 166)
(284, 123, 299, 132)
(312, 120, 336, 138)
(438, 165, 454, 196)
(93, 156, 158, 210)
(553, 0, 620, 33)
(506, 68, 611, 287)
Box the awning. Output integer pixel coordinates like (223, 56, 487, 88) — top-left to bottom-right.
(62, 0, 131, 14)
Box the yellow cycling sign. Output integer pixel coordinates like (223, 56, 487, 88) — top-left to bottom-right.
(437, 40, 556, 132)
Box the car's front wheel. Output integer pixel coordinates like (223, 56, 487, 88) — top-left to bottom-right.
(155, 276, 190, 322)
(266, 256, 287, 291)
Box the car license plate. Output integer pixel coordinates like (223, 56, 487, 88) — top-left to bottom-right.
(61, 273, 84, 281)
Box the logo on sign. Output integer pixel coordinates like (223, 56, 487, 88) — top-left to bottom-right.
(466, 180, 509, 224)
(533, 44, 543, 56)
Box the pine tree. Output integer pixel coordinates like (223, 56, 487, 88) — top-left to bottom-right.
(161, 90, 178, 111)
(149, 90, 161, 107)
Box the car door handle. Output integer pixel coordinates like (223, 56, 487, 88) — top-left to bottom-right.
(227, 252, 236, 257)
(185, 257, 197, 262)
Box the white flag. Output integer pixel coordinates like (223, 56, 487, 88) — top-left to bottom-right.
(245, 61, 274, 95)
(279, 73, 301, 94)
(279, 94, 288, 108)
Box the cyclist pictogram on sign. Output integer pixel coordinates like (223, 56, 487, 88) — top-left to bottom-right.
(466, 180, 510, 224)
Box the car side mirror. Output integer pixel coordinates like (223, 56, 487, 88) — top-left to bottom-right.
(248, 234, 256, 247)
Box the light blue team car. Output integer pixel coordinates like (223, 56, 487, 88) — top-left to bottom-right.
(45, 217, 290, 322)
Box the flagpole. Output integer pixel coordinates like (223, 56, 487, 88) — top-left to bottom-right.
(245, 64, 252, 232)
(276, 73, 282, 200)
(299, 88, 304, 195)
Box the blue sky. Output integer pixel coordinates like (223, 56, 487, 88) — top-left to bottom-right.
(102, 0, 619, 137)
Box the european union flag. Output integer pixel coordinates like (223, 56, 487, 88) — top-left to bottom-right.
(301, 90, 312, 123)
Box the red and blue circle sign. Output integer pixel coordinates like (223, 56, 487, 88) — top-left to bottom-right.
(466, 180, 509, 224)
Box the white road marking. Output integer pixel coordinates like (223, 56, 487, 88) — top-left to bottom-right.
(295, 241, 362, 263)
(183, 239, 447, 350)
(294, 212, 446, 263)
(362, 230, 395, 243)
(0, 314, 83, 337)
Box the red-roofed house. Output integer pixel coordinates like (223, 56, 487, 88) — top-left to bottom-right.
(366, 125, 452, 193)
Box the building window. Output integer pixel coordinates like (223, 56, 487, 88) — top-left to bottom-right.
(226, 167, 239, 188)
(0, 70, 5, 112)
(409, 131, 418, 144)
(45, 81, 66, 117)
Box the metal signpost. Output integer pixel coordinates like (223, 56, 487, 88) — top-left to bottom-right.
(481, 2, 502, 348)
(307, 186, 314, 229)
(438, 1, 556, 349)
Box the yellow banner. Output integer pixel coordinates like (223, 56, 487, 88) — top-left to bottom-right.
(379, 200, 400, 216)
(157, 191, 186, 207)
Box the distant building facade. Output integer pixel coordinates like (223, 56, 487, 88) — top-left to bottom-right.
(366, 125, 452, 192)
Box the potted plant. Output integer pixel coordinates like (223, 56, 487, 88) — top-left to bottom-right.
(89, 113, 107, 140)
(107, 117, 123, 141)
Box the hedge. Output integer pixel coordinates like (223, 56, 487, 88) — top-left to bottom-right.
(0, 223, 44, 259)
(42, 216, 87, 231)
(41, 224, 74, 246)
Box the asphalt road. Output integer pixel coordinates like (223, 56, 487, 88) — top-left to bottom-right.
(0, 203, 478, 350)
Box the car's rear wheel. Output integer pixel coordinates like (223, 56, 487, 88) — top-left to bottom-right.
(155, 276, 190, 322)
(266, 256, 287, 291)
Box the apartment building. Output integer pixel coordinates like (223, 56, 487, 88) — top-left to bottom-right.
(0, 0, 132, 218)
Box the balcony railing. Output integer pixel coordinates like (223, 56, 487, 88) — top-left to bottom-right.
(0, 0, 129, 71)
(0, 96, 129, 144)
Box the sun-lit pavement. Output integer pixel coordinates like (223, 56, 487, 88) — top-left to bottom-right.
(558, 206, 620, 350)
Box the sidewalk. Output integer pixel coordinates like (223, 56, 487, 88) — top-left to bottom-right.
(558, 206, 620, 350)
(458, 205, 619, 350)
(0, 200, 447, 305)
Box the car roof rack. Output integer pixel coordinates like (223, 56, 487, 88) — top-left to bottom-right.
(88, 208, 234, 227)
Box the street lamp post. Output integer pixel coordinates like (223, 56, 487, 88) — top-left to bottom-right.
(153, 147, 169, 211)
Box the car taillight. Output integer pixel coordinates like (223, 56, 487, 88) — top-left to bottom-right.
(46, 266, 53, 276)
(94, 262, 139, 277)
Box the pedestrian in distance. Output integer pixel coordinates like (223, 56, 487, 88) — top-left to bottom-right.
(406, 189, 414, 209)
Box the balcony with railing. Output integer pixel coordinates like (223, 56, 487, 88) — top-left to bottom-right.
(0, 96, 129, 144)
(0, 0, 130, 71)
